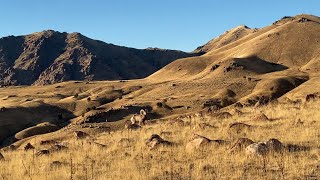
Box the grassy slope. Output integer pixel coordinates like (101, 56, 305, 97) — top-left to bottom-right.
(0, 100, 319, 179)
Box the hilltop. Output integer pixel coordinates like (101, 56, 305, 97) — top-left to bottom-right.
(0, 30, 197, 86)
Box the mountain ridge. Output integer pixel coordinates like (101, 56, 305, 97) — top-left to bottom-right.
(0, 30, 198, 86)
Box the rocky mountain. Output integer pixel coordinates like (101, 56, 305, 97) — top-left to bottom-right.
(0, 30, 198, 86)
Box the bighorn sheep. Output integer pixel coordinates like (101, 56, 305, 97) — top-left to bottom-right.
(131, 109, 147, 125)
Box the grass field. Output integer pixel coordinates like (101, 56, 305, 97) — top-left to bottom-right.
(0, 100, 319, 180)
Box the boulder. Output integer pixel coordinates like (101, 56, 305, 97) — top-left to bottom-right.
(146, 134, 172, 149)
(254, 113, 269, 121)
(265, 138, 284, 152)
(186, 134, 224, 153)
(74, 131, 89, 139)
(36, 150, 50, 156)
(214, 112, 232, 119)
(24, 143, 35, 151)
(230, 138, 254, 152)
(229, 122, 252, 133)
(245, 142, 268, 156)
(49, 144, 68, 152)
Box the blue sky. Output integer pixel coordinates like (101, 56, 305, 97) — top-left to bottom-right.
(0, 1, 319, 52)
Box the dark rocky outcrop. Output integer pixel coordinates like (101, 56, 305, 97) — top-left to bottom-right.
(0, 30, 199, 86)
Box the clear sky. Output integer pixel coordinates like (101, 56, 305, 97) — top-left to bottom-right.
(0, 1, 319, 52)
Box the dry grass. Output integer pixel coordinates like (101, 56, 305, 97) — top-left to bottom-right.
(1, 101, 320, 180)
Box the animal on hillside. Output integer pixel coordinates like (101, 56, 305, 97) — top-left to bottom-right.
(130, 109, 147, 125)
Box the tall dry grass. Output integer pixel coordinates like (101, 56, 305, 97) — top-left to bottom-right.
(0, 101, 320, 179)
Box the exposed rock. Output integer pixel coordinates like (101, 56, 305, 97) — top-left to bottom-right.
(197, 123, 217, 129)
(306, 93, 318, 102)
(229, 122, 252, 133)
(36, 150, 50, 156)
(214, 112, 232, 119)
(74, 131, 89, 139)
(186, 134, 225, 153)
(146, 134, 172, 150)
(40, 140, 57, 145)
(254, 113, 269, 121)
(211, 64, 220, 71)
(0, 152, 4, 160)
(87, 141, 108, 148)
(49, 144, 68, 152)
(230, 138, 254, 152)
(2, 145, 16, 152)
(49, 161, 68, 168)
(24, 143, 35, 151)
(245, 142, 268, 156)
(234, 102, 244, 108)
(166, 118, 188, 126)
(265, 138, 284, 152)
(286, 144, 310, 152)
(118, 138, 134, 148)
(0, 30, 196, 86)
(231, 109, 243, 116)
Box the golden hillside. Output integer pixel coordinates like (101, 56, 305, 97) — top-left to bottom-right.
(0, 14, 320, 179)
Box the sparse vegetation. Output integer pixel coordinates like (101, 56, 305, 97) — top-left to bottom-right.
(0, 101, 319, 179)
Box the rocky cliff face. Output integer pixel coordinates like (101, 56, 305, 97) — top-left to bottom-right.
(0, 30, 197, 86)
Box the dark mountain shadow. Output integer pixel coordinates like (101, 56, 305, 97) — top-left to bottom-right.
(0, 104, 75, 147)
(233, 56, 288, 74)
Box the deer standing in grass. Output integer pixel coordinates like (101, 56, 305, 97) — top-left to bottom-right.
(131, 109, 147, 125)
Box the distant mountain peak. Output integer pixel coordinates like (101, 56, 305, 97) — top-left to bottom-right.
(0, 31, 197, 86)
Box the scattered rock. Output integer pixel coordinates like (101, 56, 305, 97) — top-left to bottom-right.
(286, 144, 310, 152)
(166, 118, 187, 126)
(211, 64, 220, 71)
(118, 138, 134, 148)
(197, 123, 217, 129)
(230, 138, 254, 152)
(160, 131, 172, 136)
(229, 122, 252, 133)
(231, 109, 243, 116)
(50, 161, 68, 168)
(49, 144, 68, 152)
(298, 17, 311, 23)
(265, 138, 284, 152)
(88, 141, 108, 148)
(40, 140, 57, 145)
(186, 134, 225, 153)
(24, 143, 35, 151)
(234, 102, 244, 108)
(146, 134, 172, 150)
(74, 131, 89, 139)
(125, 123, 141, 130)
(306, 93, 318, 102)
(246, 142, 268, 157)
(36, 150, 50, 156)
(254, 112, 269, 121)
(202, 164, 216, 175)
(254, 96, 271, 107)
(214, 112, 232, 119)
(2, 145, 16, 152)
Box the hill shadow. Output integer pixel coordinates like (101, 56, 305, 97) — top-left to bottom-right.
(0, 103, 75, 147)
